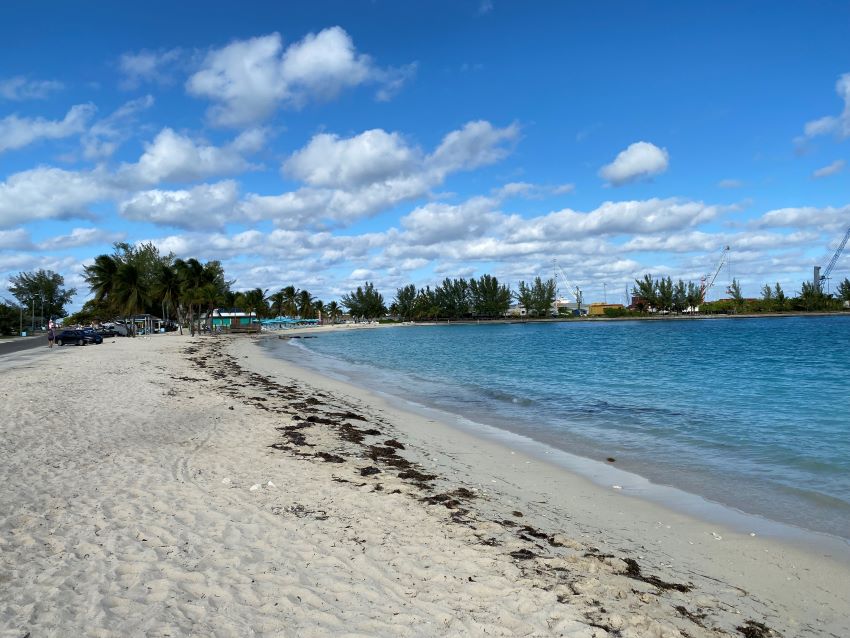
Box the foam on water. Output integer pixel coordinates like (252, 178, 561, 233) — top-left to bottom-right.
(267, 317, 850, 540)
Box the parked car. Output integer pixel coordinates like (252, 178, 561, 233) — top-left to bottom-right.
(81, 328, 105, 343)
(55, 329, 103, 346)
(95, 327, 117, 337)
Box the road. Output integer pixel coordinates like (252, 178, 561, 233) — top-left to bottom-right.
(0, 335, 46, 356)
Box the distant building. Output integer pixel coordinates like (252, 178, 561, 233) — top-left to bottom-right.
(203, 308, 258, 332)
(588, 303, 624, 316)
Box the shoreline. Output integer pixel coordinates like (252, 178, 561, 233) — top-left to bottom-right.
(267, 322, 850, 550)
(237, 330, 850, 634)
(2, 334, 848, 636)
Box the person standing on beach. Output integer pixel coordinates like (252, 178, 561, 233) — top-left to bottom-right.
(47, 327, 55, 348)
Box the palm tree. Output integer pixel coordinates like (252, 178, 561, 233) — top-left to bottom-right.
(281, 285, 298, 317)
(242, 288, 268, 326)
(269, 290, 286, 318)
(113, 262, 149, 336)
(312, 299, 324, 323)
(325, 300, 341, 324)
(152, 262, 181, 326)
(83, 254, 119, 315)
(297, 289, 314, 318)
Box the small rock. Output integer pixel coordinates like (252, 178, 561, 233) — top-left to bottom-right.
(250, 484, 261, 491)
(267, 481, 276, 488)
(221, 477, 231, 484)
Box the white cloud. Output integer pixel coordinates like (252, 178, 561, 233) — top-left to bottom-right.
(0, 76, 64, 100)
(119, 48, 183, 89)
(401, 197, 502, 244)
(0, 104, 96, 153)
(187, 28, 413, 127)
(118, 128, 259, 186)
(36, 227, 125, 251)
(800, 72, 850, 141)
(510, 198, 721, 241)
(427, 120, 520, 176)
(119, 180, 239, 230)
(812, 159, 845, 179)
(756, 205, 850, 231)
(0, 228, 32, 250)
(718, 178, 743, 189)
(0, 167, 114, 228)
(599, 141, 669, 186)
(245, 120, 518, 228)
(82, 95, 155, 160)
(284, 129, 419, 189)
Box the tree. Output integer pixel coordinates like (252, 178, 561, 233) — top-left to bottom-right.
(728, 278, 744, 313)
(656, 276, 674, 313)
(685, 281, 701, 313)
(837, 278, 850, 305)
(516, 277, 556, 317)
(152, 262, 181, 323)
(281, 285, 298, 317)
(672, 279, 687, 314)
(112, 262, 149, 334)
(9, 269, 76, 322)
(241, 288, 268, 323)
(0, 298, 19, 336)
(269, 290, 286, 318)
(324, 300, 342, 324)
(341, 282, 386, 320)
(412, 286, 439, 320)
(469, 274, 512, 317)
(296, 289, 314, 318)
(632, 274, 657, 312)
(393, 284, 417, 321)
(774, 282, 787, 311)
(435, 277, 470, 319)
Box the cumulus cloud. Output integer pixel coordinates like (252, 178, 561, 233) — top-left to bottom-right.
(187, 28, 412, 127)
(509, 198, 721, 242)
(118, 128, 260, 186)
(599, 141, 669, 186)
(0, 104, 96, 153)
(0, 76, 64, 100)
(0, 228, 33, 250)
(427, 120, 520, 176)
(284, 129, 420, 189)
(755, 205, 850, 231)
(119, 180, 239, 230)
(812, 159, 845, 179)
(36, 227, 125, 251)
(0, 167, 114, 228)
(401, 197, 502, 244)
(245, 120, 518, 228)
(119, 48, 183, 90)
(800, 73, 850, 141)
(82, 94, 155, 160)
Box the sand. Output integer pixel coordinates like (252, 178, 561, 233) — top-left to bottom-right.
(1, 331, 848, 637)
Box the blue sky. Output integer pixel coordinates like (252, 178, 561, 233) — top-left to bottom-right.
(1, 1, 849, 310)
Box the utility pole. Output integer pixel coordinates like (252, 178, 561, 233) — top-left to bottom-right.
(603, 282, 607, 304)
(31, 296, 35, 333)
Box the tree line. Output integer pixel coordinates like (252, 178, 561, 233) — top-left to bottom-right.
(632, 274, 850, 314)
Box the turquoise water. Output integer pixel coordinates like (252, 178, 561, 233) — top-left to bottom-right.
(266, 317, 850, 540)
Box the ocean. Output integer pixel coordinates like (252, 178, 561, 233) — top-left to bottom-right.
(263, 316, 850, 541)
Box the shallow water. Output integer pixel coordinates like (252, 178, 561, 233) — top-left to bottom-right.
(265, 317, 850, 540)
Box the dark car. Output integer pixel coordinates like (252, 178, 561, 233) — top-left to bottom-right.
(55, 329, 103, 346)
(95, 327, 117, 337)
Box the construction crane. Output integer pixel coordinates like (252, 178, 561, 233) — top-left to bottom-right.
(814, 224, 850, 293)
(699, 245, 731, 303)
(552, 259, 583, 314)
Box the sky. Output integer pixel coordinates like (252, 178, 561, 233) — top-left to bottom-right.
(1, 0, 849, 311)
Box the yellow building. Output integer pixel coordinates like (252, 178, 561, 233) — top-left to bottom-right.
(588, 303, 624, 316)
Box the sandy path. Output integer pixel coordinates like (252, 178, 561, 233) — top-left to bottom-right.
(0, 336, 594, 637)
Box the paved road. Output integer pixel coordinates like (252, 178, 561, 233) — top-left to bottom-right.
(0, 335, 46, 356)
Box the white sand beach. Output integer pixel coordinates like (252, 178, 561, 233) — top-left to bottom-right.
(1, 332, 848, 637)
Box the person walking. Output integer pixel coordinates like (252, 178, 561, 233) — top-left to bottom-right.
(47, 327, 55, 348)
